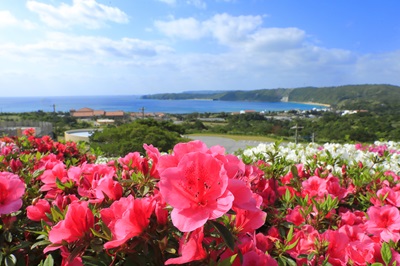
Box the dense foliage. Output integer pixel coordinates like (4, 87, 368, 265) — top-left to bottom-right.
(183, 110, 400, 143)
(2, 130, 400, 265)
(89, 119, 187, 156)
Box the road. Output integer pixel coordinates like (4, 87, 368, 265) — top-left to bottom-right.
(186, 135, 266, 154)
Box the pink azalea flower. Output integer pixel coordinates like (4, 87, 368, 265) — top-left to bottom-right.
(118, 152, 146, 171)
(36, 154, 62, 170)
(286, 205, 305, 226)
(228, 179, 258, 210)
(45, 201, 94, 253)
(27, 199, 51, 222)
(9, 158, 23, 173)
(157, 140, 209, 174)
(94, 176, 123, 202)
(242, 249, 278, 266)
(103, 195, 155, 249)
(60, 246, 83, 266)
(286, 225, 320, 262)
(301, 175, 328, 198)
(144, 143, 161, 178)
(322, 230, 349, 265)
(339, 225, 375, 265)
(77, 163, 115, 199)
(365, 205, 400, 242)
(326, 175, 348, 200)
(39, 162, 68, 196)
(255, 233, 274, 253)
(0, 172, 25, 215)
(159, 152, 234, 232)
(164, 227, 207, 265)
(234, 207, 267, 234)
(53, 194, 80, 212)
(22, 127, 35, 137)
(376, 187, 400, 207)
(66, 166, 82, 183)
(339, 208, 366, 226)
(153, 189, 168, 226)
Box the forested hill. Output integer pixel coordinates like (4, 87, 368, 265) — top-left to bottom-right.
(141, 84, 400, 108)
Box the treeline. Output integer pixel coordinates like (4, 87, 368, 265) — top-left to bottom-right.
(141, 84, 400, 109)
(182, 108, 400, 143)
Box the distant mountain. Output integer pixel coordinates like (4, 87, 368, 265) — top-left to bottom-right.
(141, 84, 400, 109)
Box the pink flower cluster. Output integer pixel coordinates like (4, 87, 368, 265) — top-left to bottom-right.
(2, 131, 400, 265)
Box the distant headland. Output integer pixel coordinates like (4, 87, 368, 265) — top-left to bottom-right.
(141, 84, 400, 109)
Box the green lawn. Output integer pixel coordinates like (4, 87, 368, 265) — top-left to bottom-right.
(187, 133, 278, 142)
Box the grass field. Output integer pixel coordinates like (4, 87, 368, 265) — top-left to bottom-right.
(186, 133, 278, 142)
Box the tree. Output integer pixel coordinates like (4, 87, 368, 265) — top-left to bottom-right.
(89, 119, 187, 156)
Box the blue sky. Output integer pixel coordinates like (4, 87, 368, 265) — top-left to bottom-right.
(1, 0, 399, 96)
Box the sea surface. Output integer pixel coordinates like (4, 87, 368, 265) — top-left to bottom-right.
(0, 95, 325, 114)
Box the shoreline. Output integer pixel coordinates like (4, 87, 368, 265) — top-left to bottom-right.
(288, 101, 331, 108)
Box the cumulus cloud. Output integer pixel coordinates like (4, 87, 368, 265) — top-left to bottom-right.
(154, 17, 206, 39)
(154, 13, 263, 42)
(155, 13, 307, 52)
(0, 32, 172, 62)
(0, 10, 17, 26)
(0, 10, 35, 29)
(26, 0, 129, 29)
(204, 13, 263, 46)
(152, 12, 377, 89)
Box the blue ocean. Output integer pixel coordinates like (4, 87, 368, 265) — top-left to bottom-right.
(0, 95, 324, 114)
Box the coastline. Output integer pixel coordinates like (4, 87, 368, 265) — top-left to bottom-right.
(288, 101, 331, 108)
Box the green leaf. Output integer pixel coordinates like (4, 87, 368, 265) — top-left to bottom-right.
(217, 254, 238, 266)
(287, 225, 294, 242)
(284, 238, 299, 251)
(209, 220, 235, 251)
(381, 242, 392, 265)
(55, 178, 65, 190)
(4, 231, 13, 243)
(290, 165, 298, 177)
(31, 240, 52, 250)
(43, 254, 54, 266)
(5, 254, 16, 266)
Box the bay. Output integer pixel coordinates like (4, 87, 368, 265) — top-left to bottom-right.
(0, 95, 325, 114)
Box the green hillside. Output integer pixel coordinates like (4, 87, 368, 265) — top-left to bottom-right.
(288, 84, 400, 107)
(141, 84, 400, 108)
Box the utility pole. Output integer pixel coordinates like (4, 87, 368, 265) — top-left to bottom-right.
(291, 124, 303, 144)
(139, 107, 145, 119)
(52, 104, 56, 139)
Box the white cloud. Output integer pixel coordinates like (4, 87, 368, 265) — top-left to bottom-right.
(155, 13, 263, 42)
(0, 32, 173, 63)
(0, 10, 35, 29)
(155, 13, 305, 52)
(239, 27, 306, 52)
(154, 17, 206, 39)
(0, 10, 17, 26)
(26, 0, 129, 29)
(204, 13, 263, 46)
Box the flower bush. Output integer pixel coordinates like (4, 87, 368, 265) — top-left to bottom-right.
(1, 129, 400, 265)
